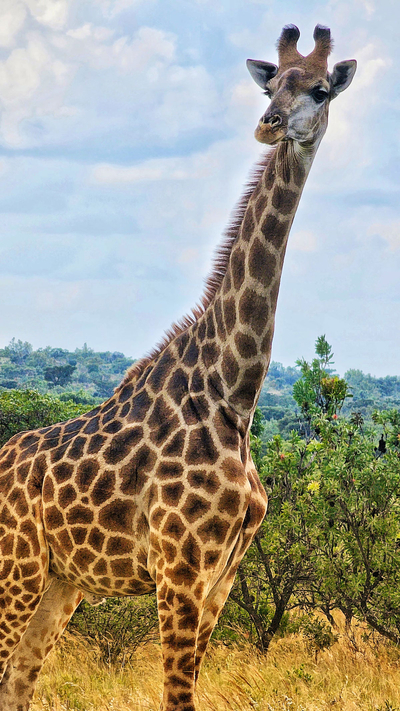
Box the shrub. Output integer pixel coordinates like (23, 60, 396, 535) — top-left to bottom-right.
(69, 596, 159, 667)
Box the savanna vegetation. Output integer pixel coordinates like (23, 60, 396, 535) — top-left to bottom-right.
(3, 335, 400, 710)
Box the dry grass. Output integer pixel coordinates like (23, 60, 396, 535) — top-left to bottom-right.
(31, 618, 400, 711)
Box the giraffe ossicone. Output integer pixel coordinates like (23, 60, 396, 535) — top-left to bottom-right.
(0, 24, 356, 711)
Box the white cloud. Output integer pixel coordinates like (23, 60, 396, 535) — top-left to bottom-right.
(0, 16, 180, 147)
(228, 29, 255, 50)
(25, 0, 69, 30)
(352, 43, 388, 90)
(111, 27, 175, 71)
(0, 0, 224, 152)
(92, 158, 190, 183)
(64, 24, 175, 72)
(369, 220, 400, 251)
(67, 23, 114, 42)
(146, 63, 219, 140)
(90, 145, 234, 184)
(353, 0, 375, 19)
(0, 34, 73, 146)
(0, 1, 27, 48)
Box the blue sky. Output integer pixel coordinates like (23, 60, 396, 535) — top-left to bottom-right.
(0, 0, 398, 376)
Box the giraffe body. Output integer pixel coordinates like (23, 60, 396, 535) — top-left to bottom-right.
(0, 25, 356, 711)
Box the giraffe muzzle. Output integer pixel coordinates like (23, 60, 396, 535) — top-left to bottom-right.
(254, 112, 287, 145)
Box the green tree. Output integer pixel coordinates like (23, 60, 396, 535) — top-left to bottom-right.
(227, 338, 400, 653)
(228, 430, 322, 652)
(293, 335, 352, 433)
(44, 364, 76, 387)
(0, 390, 89, 445)
(372, 409, 400, 450)
(229, 414, 400, 651)
(230, 410, 400, 652)
(3, 338, 33, 365)
(300, 415, 400, 640)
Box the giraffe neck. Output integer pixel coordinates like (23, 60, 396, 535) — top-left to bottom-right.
(194, 140, 318, 424)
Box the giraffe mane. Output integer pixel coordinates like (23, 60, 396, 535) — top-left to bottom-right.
(117, 148, 274, 389)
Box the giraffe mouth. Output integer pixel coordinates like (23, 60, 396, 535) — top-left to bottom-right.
(254, 122, 287, 145)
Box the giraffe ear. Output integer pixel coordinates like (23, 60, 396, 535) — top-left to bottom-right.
(330, 59, 357, 97)
(246, 59, 278, 89)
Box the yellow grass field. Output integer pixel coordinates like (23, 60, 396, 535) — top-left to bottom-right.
(30, 616, 400, 711)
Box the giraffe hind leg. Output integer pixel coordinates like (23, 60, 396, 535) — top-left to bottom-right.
(0, 577, 83, 711)
(156, 557, 243, 709)
(194, 540, 246, 683)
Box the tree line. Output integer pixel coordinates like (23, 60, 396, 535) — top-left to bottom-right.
(0, 338, 134, 399)
(2, 336, 400, 433)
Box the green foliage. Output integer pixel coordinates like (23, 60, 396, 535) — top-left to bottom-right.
(307, 417, 400, 642)
(69, 597, 159, 667)
(233, 341, 400, 652)
(372, 409, 400, 449)
(3, 338, 33, 364)
(230, 430, 321, 652)
(232, 405, 400, 653)
(298, 615, 338, 661)
(293, 335, 352, 422)
(258, 363, 300, 440)
(258, 338, 400, 439)
(44, 364, 76, 387)
(0, 338, 135, 398)
(58, 389, 99, 406)
(343, 370, 400, 419)
(288, 663, 313, 683)
(250, 407, 268, 475)
(0, 389, 89, 445)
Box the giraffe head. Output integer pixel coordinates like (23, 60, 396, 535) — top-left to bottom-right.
(247, 24, 356, 146)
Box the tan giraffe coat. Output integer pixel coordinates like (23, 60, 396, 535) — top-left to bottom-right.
(0, 24, 356, 711)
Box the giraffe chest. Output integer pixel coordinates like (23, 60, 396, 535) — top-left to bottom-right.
(41, 448, 266, 601)
(42, 459, 156, 596)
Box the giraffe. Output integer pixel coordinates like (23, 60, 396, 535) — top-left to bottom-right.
(0, 24, 356, 711)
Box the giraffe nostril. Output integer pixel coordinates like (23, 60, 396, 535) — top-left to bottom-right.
(269, 114, 282, 128)
(261, 113, 282, 128)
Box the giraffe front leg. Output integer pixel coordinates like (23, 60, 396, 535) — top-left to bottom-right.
(0, 577, 83, 711)
(194, 518, 265, 683)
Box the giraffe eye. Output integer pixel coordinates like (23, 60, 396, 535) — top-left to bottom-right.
(311, 87, 328, 103)
(264, 87, 272, 98)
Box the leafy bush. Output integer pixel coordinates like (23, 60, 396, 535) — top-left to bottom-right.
(298, 615, 338, 662)
(0, 389, 89, 445)
(69, 597, 159, 667)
